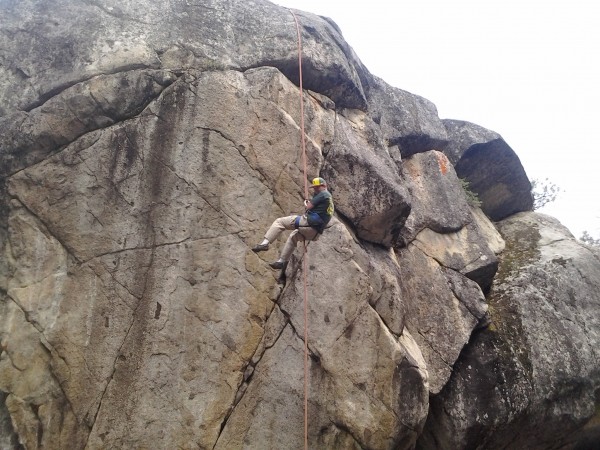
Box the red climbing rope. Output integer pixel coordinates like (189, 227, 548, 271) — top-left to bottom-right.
(290, 9, 309, 450)
(291, 11, 309, 201)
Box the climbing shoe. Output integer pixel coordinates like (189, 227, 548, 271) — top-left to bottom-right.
(269, 260, 288, 270)
(251, 243, 269, 252)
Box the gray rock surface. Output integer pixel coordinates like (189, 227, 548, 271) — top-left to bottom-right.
(216, 221, 429, 449)
(400, 150, 501, 290)
(365, 76, 449, 158)
(0, 1, 598, 449)
(0, 69, 177, 177)
(3, 67, 332, 449)
(0, 0, 369, 115)
(400, 150, 472, 241)
(0, 62, 431, 448)
(397, 243, 488, 394)
(418, 212, 600, 449)
(443, 119, 534, 220)
(322, 111, 411, 247)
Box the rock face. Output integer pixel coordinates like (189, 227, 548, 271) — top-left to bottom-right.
(0, 0, 369, 115)
(442, 120, 534, 221)
(0, 1, 598, 449)
(365, 76, 449, 159)
(417, 212, 600, 449)
(322, 113, 411, 247)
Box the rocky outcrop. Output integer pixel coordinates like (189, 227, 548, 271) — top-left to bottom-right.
(0, 70, 177, 178)
(400, 151, 501, 290)
(0, 0, 369, 116)
(400, 150, 472, 239)
(215, 221, 429, 449)
(322, 112, 411, 247)
(0, 57, 431, 448)
(3, 67, 329, 449)
(365, 76, 449, 158)
(443, 119, 534, 221)
(418, 212, 600, 449)
(1, 1, 598, 449)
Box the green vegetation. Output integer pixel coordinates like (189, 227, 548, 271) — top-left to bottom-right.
(486, 225, 540, 380)
(459, 177, 482, 208)
(201, 58, 227, 71)
(493, 224, 541, 286)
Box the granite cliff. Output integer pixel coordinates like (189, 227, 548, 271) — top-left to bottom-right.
(0, 1, 599, 449)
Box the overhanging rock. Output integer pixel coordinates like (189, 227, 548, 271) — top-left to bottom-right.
(443, 119, 533, 221)
(366, 76, 449, 158)
(0, 0, 369, 115)
(418, 212, 600, 449)
(322, 111, 411, 247)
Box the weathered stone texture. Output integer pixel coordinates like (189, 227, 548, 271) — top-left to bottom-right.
(366, 76, 449, 158)
(1, 0, 598, 449)
(0, 0, 368, 116)
(400, 150, 501, 290)
(397, 244, 488, 394)
(322, 112, 411, 247)
(3, 67, 333, 448)
(442, 119, 534, 221)
(418, 212, 600, 449)
(400, 150, 471, 241)
(0, 63, 428, 448)
(217, 221, 429, 449)
(0, 70, 177, 178)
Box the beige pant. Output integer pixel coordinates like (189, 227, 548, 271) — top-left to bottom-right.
(264, 215, 319, 261)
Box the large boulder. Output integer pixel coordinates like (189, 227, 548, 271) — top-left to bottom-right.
(1, 62, 428, 449)
(322, 111, 411, 247)
(401, 150, 472, 241)
(365, 76, 449, 158)
(0, 0, 369, 116)
(418, 212, 600, 449)
(443, 119, 533, 221)
(1, 0, 598, 448)
(216, 221, 429, 449)
(397, 244, 488, 394)
(400, 150, 502, 290)
(1, 67, 334, 448)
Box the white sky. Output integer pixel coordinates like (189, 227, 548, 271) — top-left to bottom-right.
(275, 0, 600, 239)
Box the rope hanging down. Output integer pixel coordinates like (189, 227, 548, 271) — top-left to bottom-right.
(290, 9, 310, 450)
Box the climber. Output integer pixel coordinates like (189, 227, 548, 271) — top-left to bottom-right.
(252, 177, 334, 270)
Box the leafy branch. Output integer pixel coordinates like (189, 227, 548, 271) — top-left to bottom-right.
(531, 178, 561, 210)
(459, 178, 482, 208)
(579, 231, 600, 246)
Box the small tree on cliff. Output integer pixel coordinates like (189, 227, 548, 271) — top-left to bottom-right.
(531, 178, 561, 210)
(579, 231, 600, 246)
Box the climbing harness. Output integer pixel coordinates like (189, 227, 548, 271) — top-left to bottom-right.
(294, 213, 326, 234)
(290, 9, 310, 450)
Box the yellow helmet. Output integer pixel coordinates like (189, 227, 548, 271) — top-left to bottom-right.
(311, 177, 327, 187)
